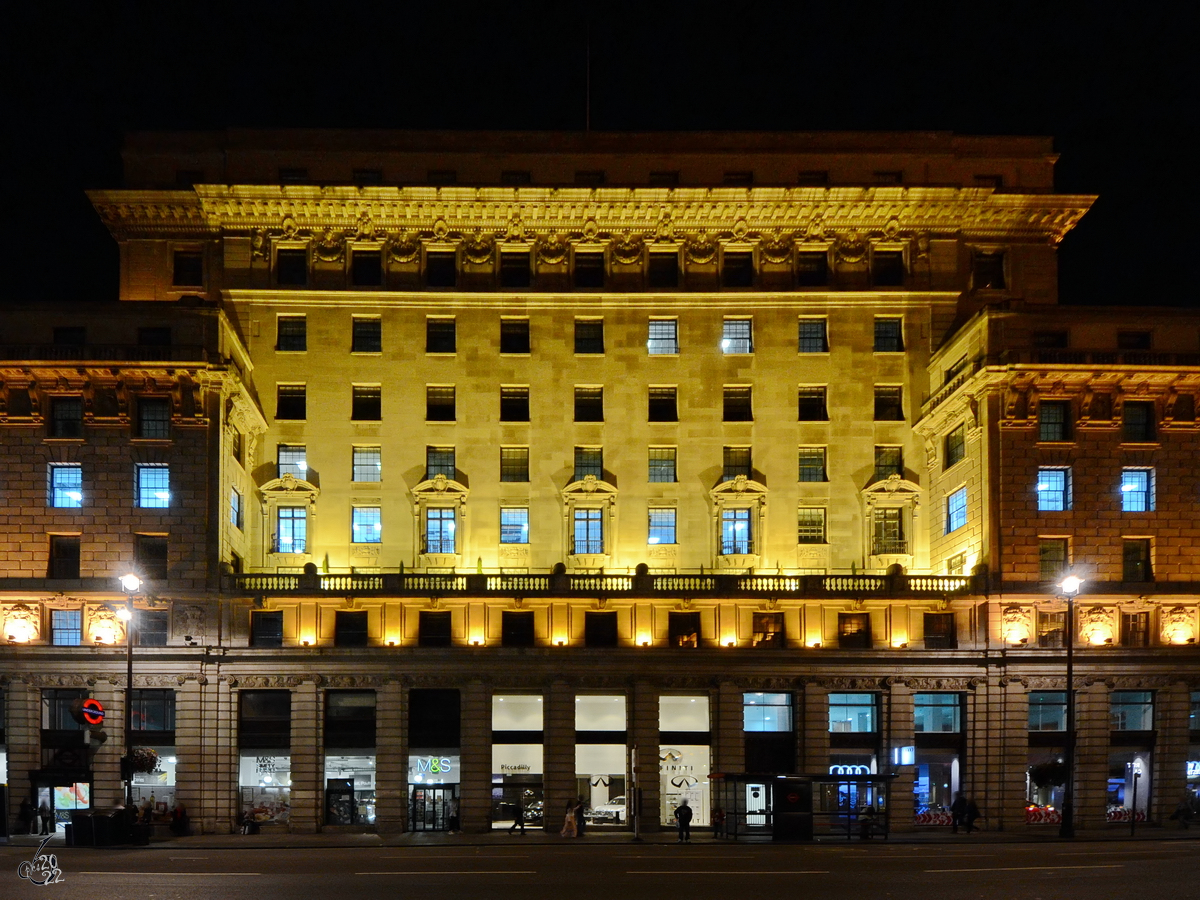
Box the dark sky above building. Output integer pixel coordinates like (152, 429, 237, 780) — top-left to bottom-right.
(6, 2, 1195, 307)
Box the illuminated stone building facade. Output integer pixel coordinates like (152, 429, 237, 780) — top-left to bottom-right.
(1, 131, 1197, 836)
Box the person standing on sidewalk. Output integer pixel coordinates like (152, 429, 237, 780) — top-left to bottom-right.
(950, 791, 967, 834)
(17, 798, 34, 835)
(674, 798, 693, 843)
(574, 797, 587, 837)
(964, 796, 981, 833)
(38, 801, 53, 835)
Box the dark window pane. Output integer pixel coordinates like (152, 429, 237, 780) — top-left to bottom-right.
(584, 612, 618, 647)
(924, 613, 957, 649)
(426, 319, 456, 353)
(721, 252, 754, 287)
(873, 318, 904, 352)
(872, 251, 904, 286)
(501, 387, 530, 422)
(352, 385, 381, 421)
(352, 251, 383, 286)
(1122, 401, 1156, 442)
(353, 168, 383, 185)
(502, 611, 536, 647)
(352, 318, 382, 352)
(419, 611, 452, 647)
(172, 251, 204, 287)
(49, 536, 80, 579)
(137, 398, 171, 439)
(335, 611, 369, 647)
(277, 316, 307, 351)
(874, 386, 904, 421)
(1117, 331, 1151, 351)
(1038, 401, 1071, 442)
(135, 534, 168, 580)
(425, 252, 457, 287)
(838, 613, 871, 649)
(722, 447, 751, 481)
(426, 447, 455, 479)
(797, 387, 827, 421)
(138, 327, 171, 348)
(574, 447, 602, 481)
(500, 319, 531, 353)
(669, 612, 701, 648)
(648, 254, 679, 288)
(1122, 539, 1153, 583)
(50, 397, 83, 438)
(874, 446, 903, 482)
(276, 385, 307, 420)
(239, 689, 290, 748)
(574, 387, 604, 422)
(500, 252, 532, 288)
(723, 386, 753, 421)
(500, 447, 529, 482)
(426, 386, 455, 421)
(972, 251, 1006, 290)
(276, 249, 308, 286)
(798, 319, 828, 352)
(648, 387, 678, 422)
(137, 611, 169, 647)
(574, 253, 605, 289)
(575, 320, 604, 354)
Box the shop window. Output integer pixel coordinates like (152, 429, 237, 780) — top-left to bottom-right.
(584, 612, 619, 648)
(743, 693, 792, 731)
(1039, 538, 1068, 581)
(649, 447, 677, 483)
(873, 317, 904, 352)
(874, 386, 904, 421)
(500, 447, 529, 483)
(1120, 469, 1154, 512)
(751, 613, 785, 648)
(944, 425, 966, 469)
(50, 608, 83, 646)
(1189, 691, 1199, 733)
(423, 509, 456, 554)
(668, 612, 700, 648)
(945, 487, 968, 534)
(573, 446, 602, 481)
(276, 384, 307, 420)
(572, 509, 603, 554)
(276, 249, 308, 286)
(500, 387, 530, 422)
(722, 446, 751, 481)
(325, 690, 376, 748)
(798, 447, 827, 482)
(172, 250, 204, 287)
(131, 688, 175, 732)
(500, 318, 531, 353)
(137, 398, 171, 439)
(500, 251, 532, 288)
(648, 386, 678, 422)
(351, 507, 381, 544)
(135, 534, 168, 580)
(352, 447, 381, 482)
(829, 693, 877, 732)
(1037, 611, 1065, 648)
(1122, 540, 1153, 582)
(648, 508, 676, 545)
(648, 254, 679, 288)
(418, 611, 452, 648)
(913, 693, 961, 733)
(1120, 612, 1150, 648)
(838, 613, 871, 649)
(723, 386, 753, 421)
(50, 397, 83, 438)
(351, 249, 382, 286)
(1038, 401, 1071, 442)
(573, 252, 605, 288)
(239, 689, 291, 749)
(424, 252, 457, 288)
(574, 386, 604, 422)
(1122, 401, 1156, 442)
(137, 611, 169, 647)
(923, 613, 957, 649)
(500, 507, 529, 544)
(1110, 691, 1154, 731)
(798, 318, 828, 352)
(1028, 692, 1067, 731)
(720, 508, 752, 554)
(276, 316, 307, 352)
(874, 446, 903, 482)
(250, 611, 283, 648)
(1036, 468, 1071, 511)
(352, 317, 382, 352)
(721, 318, 753, 353)
(798, 386, 828, 421)
(647, 318, 678, 353)
(797, 508, 826, 544)
(502, 611, 535, 648)
(872, 508, 905, 555)
(48, 464, 83, 508)
(796, 252, 828, 286)
(49, 535, 80, 579)
(426, 385, 455, 421)
(574, 319, 604, 354)
(275, 507, 307, 553)
(972, 251, 1006, 290)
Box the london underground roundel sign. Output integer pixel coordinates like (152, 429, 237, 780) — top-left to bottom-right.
(81, 698, 106, 726)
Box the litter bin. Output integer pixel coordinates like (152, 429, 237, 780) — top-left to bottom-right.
(63, 823, 73, 847)
(70, 811, 94, 847)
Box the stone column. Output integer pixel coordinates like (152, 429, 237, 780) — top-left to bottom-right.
(629, 679, 661, 831)
(801, 683, 829, 773)
(5, 680, 39, 826)
(1073, 682, 1109, 831)
(994, 679, 1031, 831)
(713, 681, 745, 775)
(374, 679, 407, 833)
(543, 679, 576, 829)
(458, 680, 492, 833)
(288, 681, 320, 833)
(887, 684, 916, 833)
(1153, 682, 1191, 823)
(194, 677, 237, 834)
(93, 679, 123, 808)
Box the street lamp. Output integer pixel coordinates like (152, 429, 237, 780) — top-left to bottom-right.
(1058, 574, 1083, 838)
(119, 572, 141, 809)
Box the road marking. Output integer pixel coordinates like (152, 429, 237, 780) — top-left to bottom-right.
(1057, 848, 1195, 855)
(168, 856, 209, 860)
(381, 854, 529, 858)
(626, 870, 829, 875)
(926, 864, 1124, 873)
(357, 871, 537, 876)
(78, 872, 261, 876)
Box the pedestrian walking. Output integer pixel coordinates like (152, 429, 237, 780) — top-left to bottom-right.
(574, 797, 587, 837)
(17, 798, 34, 835)
(711, 806, 726, 838)
(560, 800, 578, 838)
(674, 798, 693, 843)
(447, 797, 460, 833)
(38, 800, 53, 835)
(964, 796, 981, 833)
(950, 791, 967, 834)
(507, 799, 526, 835)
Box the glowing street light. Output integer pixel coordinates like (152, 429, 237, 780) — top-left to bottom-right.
(1057, 574, 1083, 838)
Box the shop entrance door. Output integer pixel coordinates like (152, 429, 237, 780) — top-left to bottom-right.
(409, 785, 456, 831)
(32, 779, 92, 834)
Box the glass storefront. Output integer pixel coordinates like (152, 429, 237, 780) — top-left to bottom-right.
(324, 752, 375, 825)
(1106, 750, 1151, 822)
(576, 695, 627, 826)
(492, 694, 545, 829)
(914, 750, 959, 824)
(130, 745, 176, 821)
(1025, 750, 1067, 824)
(409, 751, 460, 831)
(660, 695, 711, 828)
(239, 751, 291, 824)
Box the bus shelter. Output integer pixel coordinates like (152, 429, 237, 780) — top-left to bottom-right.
(709, 773, 894, 841)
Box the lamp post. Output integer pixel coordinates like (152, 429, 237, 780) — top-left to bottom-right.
(118, 573, 141, 809)
(1058, 574, 1083, 839)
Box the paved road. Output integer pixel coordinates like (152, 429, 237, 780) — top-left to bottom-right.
(3, 838, 1196, 899)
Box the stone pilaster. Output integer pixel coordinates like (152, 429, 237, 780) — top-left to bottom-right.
(288, 681, 320, 833)
(543, 679, 575, 828)
(92, 680, 123, 808)
(801, 683, 829, 773)
(1153, 682, 1191, 822)
(713, 681, 744, 774)
(1073, 682, 1109, 830)
(374, 680, 406, 833)
(4, 681, 39, 824)
(629, 679, 660, 831)
(458, 680, 491, 833)
(995, 679, 1032, 831)
(887, 684, 916, 832)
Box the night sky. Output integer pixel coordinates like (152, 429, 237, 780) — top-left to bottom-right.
(6, 2, 1195, 308)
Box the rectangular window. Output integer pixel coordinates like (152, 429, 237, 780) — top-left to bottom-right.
(924, 613, 957, 649)
(797, 508, 826, 543)
(798, 386, 828, 421)
(1038, 401, 1071, 441)
(722, 446, 751, 481)
(277, 445, 307, 478)
(668, 611, 701, 648)
(1117, 330, 1152, 351)
(1122, 401, 1156, 442)
(574, 447, 602, 481)
(837, 613, 871, 649)
(751, 615, 785, 649)
(584, 611, 619, 647)
(500, 318, 531, 354)
(49, 464, 83, 508)
(945, 551, 967, 575)
(649, 170, 680, 186)
(648, 387, 678, 422)
(276, 384, 306, 420)
(1120, 612, 1150, 647)
(1039, 538, 1068, 581)
(972, 250, 1006, 290)
(49, 535, 80, 579)
(230, 486, 243, 529)
(352, 447, 381, 482)
(724, 170, 753, 186)
(136, 464, 170, 508)
(352, 507, 382, 543)
(575, 319, 604, 354)
(723, 386, 753, 421)
(426, 318, 456, 353)
(250, 611, 284, 648)
(351, 249, 382, 286)
(276, 507, 307, 553)
(240, 688, 292, 751)
(276, 316, 307, 351)
(874, 446, 903, 483)
(1121, 469, 1154, 512)
(418, 610, 452, 647)
(574, 386, 604, 422)
(1110, 691, 1153, 731)
(500, 251, 532, 288)
(914, 693, 961, 733)
(1036, 468, 1071, 511)
(647, 254, 679, 289)
(424, 252, 457, 287)
(137, 327, 171, 349)
(722, 318, 753, 353)
(574, 252, 605, 289)
(873, 317, 904, 352)
(500, 446, 529, 482)
(873, 508, 905, 554)
(721, 252, 754, 288)
(720, 508, 752, 554)
(1028, 691, 1067, 731)
(829, 693, 876, 732)
(946, 487, 968, 534)
(1037, 611, 1065, 648)
(424, 508, 456, 554)
(573, 508, 603, 554)
(796, 251, 829, 286)
(276, 248, 308, 286)
(501, 611, 535, 648)
(334, 611, 369, 648)
(798, 447, 827, 482)
(500, 507, 529, 544)
(137, 398, 171, 439)
(351, 317, 382, 352)
(798, 318, 828, 353)
(1122, 539, 1153, 582)
(135, 534, 168, 580)
(1033, 331, 1069, 349)
(50, 397, 83, 438)
(648, 447, 677, 483)
(130, 687, 174, 726)
(351, 385, 381, 420)
(426, 385, 455, 421)
(648, 508, 677, 545)
(172, 250, 204, 287)
(647, 319, 679, 354)
(500, 386, 530, 422)
(51, 609, 82, 646)
(874, 386, 904, 421)
(426, 446, 455, 479)
(944, 425, 966, 469)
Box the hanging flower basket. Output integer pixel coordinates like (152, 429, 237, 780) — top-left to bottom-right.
(125, 746, 160, 774)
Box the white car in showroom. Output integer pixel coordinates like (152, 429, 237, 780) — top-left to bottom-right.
(588, 796, 626, 823)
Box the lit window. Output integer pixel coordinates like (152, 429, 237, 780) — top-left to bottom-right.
(829, 693, 875, 731)
(1120, 469, 1154, 512)
(743, 693, 793, 731)
(946, 487, 967, 533)
(797, 508, 826, 543)
(648, 319, 679, 354)
(352, 507, 381, 544)
(230, 487, 243, 529)
(136, 464, 170, 508)
(721, 319, 753, 354)
(276, 506, 307, 553)
(649, 447, 677, 483)
(353, 447, 381, 482)
(648, 508, 676, 545)
(720, 508, 752, 554)
(914, 694, 961, 733)
(573, 509, 603, 554)
(51, 609, 83, 646)
(500, 508, 529, 544)
(1036, 468, 1071, 511)
(1110, 691, 1154, 731)
(49, 464, 83, 508)
(277, 445, 307, 478)
(798, 447, 826, 482)
(1028, 692, 1067, 731)
(424, 508, 456, 553)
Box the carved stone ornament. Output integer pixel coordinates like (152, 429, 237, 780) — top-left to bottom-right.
(732, 218, 749, 240)
(902, 677, 974, 691)
(432, 218, 449, 240)
(835, 233, 868, 264)
(580, 474, 600, 493)
(537, 236, 569, 265)
(1002, 605, 1032, 644)
(251, 229, 270, 259)
(431, 473, 450, 492)
(313, 227, 346, 262)
(281, 215, 299, 238)
(1078, 606, 1116, 646)
(3, 603, 40, 642)
(1161, 606, 1196, 645)
(654, 210, 674, 241)
(804, 216, 825, 241)
(611, 233, 644, 265)
(175, 604, 206, 641)
(685, 235, 718, 264)
(88, 604, 125, 645)
(883, 217, 901, 240)
(355, 213, 376, 241)
(915, 232, 931, 260)
(505, 215, 525, 241)
(759, 233, 793, 264)
(387, 232, 420, 263)
(581, 218, 600, 241)
(811, 676, 886, 690)
(731, 474, 750, 493)
(463, 232, 495, 265)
